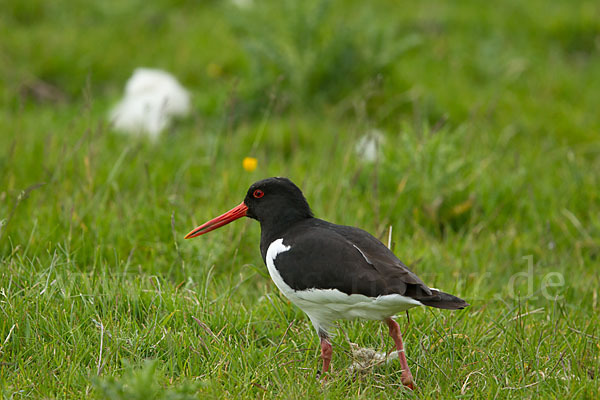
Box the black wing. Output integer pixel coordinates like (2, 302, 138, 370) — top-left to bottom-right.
(268, 219, 468, 309)
(270, 219, 427, 296)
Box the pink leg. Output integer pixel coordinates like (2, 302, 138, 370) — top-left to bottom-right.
(386, 318, 415, 390)
(319, 336, 333, 378)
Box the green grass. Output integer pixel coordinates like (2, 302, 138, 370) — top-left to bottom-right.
(1, 0, 599, 398)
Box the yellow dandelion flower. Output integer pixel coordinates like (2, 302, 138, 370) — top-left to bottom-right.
(206, 63, 223, 78)
(243, 157, 258, 172)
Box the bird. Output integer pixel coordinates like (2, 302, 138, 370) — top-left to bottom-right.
(184, 177, 469, 389)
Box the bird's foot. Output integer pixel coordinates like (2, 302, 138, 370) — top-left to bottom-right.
(316, 369, 330, 384)
(401, 371, 415, 390)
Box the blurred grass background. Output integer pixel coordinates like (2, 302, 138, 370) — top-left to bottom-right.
(0, 0, 599, 398)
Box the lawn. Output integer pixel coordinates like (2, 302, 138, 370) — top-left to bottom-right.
(0, 0, 599, 398)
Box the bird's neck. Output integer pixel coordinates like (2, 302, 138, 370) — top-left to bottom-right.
(259, 213, 312, 259)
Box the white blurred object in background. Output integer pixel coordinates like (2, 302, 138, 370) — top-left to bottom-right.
(109, 68, 190, 138)
(355, 129, 386, 163)
(231, 0, 253, 8)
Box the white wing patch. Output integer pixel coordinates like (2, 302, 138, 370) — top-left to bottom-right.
(264, 238, 424, 336)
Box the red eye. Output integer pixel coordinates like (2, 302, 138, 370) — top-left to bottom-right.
(253, 189, 264, 198)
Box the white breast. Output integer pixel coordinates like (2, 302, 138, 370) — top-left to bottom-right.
(265, 239, 423, 336)
(265, 238, 294, 296)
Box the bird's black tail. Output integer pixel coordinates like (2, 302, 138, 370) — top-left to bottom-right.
(419, 289, 469, 310)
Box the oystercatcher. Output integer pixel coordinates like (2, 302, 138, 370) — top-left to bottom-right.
(185, 177, 468, 389)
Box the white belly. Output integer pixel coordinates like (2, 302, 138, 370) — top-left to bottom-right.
(265, 239, 423, 335)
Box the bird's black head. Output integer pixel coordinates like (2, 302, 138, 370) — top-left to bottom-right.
(244, 177, 313, 225)
(184, 177, 313, 239)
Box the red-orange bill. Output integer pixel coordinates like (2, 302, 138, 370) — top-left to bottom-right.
(184, 202, 248, 239)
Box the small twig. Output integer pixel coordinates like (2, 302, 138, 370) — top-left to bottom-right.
(460, 368, 485, 395)
(251, 382, 268, 392)
(273, 321, 294, 356)
(3, 324, 16, 345)
(509, 307, 544, 322)
(546, 350, 567, 378)
(502, 381, 540, 390)
(192, 316, 218, 341)
(279, 359, 304, 367)
(153, 327, 167, 348)
(567, 326, 599, 341)
(96, 319, 105, 376)
(256, 321, 294, 371)
(424, 354, 450, 381)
